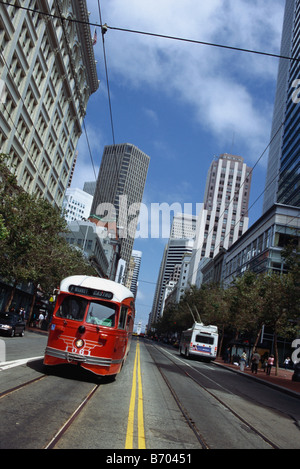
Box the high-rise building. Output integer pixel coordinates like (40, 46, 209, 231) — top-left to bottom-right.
(83, 181, 96, 196)
(126, 250, 142, 298)
(62, 187, 93, 222)
(0, 0, 99, 207)
(170, 213, 197, 240)
(149, 212, 197, 325)
(149, 238, 194, 325)
(90, 143, 150, 282)
(188, 153, 252, 285)
(263, 0, 300, 212)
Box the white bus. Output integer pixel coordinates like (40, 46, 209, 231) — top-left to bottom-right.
(179, 322, 218, 361)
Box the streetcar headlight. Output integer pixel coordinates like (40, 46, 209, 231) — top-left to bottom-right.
(75, 339, 84, 348)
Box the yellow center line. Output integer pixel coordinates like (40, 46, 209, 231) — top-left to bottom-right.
(125, 341, 146, 449)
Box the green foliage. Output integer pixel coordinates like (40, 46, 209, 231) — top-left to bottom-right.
(158, 266, 300, 356)
(0, 153, 98, 300)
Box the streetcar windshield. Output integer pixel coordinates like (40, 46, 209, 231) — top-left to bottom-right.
(57, 296, 88, 321)
(86, 301, 117, 328)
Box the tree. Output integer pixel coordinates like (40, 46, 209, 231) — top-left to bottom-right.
(200, 283, 230, 356)
(226, 271, 265, 346)
(0, 153, 98, 316)
(259, 272, 299, 375)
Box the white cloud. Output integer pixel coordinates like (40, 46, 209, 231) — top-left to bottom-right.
(87, 0, 284, 164)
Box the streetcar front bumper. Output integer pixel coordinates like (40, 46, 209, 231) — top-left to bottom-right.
(44, 346, 121, 367)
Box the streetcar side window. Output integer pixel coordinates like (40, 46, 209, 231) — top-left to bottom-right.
(118, 306, 128, 329)
(86, 301, 116, 327)
(57, 297, 88, 321)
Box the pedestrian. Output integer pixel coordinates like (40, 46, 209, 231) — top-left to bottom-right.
(239, 351, 247, 371)
(251, 349, 261, 374)
(38, 312, 44, 329)
(266, 354, 274, 375)
(18, 307, 25, 320)
(262, 358, 268, 372)
(284, 357, 291, 370)
(223, 347, 231, 363)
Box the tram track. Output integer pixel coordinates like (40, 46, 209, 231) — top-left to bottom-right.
(44, 383, 100, 449)
(0, 364, 104, 449)
(0, 373, 48, 399)
(147, 342, 281, 450)
(146, 344, 209, 449)
(1, 340, 294, 449)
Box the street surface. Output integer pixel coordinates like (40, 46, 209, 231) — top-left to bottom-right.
(0, 331, 299, 451)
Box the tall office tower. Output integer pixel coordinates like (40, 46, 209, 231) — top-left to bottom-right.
(83, 181, 96, 196)
(150, 238, 194, 325)
(188, 153, 252, 286)
(170, 213, 197, 240)
(90, 143, 150, 282)
(149, 213, 197, 325)
(0, 0, 99, 207)
(127, 250, 142, 298)
(263, 0, 300, 212)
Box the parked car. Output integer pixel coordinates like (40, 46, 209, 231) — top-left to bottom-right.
(0, 312, 26, 337)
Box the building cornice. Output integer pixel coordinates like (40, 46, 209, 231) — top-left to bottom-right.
(72, 0, 99, 95)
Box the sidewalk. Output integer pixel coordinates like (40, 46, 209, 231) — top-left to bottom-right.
(214, 357, 300, 399)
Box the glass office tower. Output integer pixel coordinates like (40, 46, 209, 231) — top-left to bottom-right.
(277, 1, 300, 206)
(263, 0, 300, 212)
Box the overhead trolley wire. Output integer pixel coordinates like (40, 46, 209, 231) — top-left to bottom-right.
(106, 24, 300, 63)
(1, 1, 300, 63)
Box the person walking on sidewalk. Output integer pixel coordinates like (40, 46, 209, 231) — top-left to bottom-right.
(266, 354, 274, 375)
(251, 349, 261, 374)
(240, 351, 247, 372)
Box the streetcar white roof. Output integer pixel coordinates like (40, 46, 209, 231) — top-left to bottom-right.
(59, 276, 134, 303)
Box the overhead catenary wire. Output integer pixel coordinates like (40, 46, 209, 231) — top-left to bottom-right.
(1, 1, 300, 63)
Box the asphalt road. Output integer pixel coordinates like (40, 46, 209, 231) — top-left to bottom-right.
(0, 332, 299, 450)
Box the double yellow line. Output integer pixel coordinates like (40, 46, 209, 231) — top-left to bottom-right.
(125, 341, 146, 449)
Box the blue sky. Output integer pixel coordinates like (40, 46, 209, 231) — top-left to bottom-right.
(70, 0, 285, 330)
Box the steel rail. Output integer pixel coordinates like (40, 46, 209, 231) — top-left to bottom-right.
(149, 343, 280, 450)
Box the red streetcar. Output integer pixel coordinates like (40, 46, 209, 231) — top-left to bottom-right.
(44, 275, 135, 377)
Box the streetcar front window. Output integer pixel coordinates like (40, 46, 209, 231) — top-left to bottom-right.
(57, 296, 88, 321)
(86, 301, 117, 328)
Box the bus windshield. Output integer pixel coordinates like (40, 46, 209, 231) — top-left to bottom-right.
(86, 301, 117, 327)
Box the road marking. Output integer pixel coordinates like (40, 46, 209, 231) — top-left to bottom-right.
(0, 356, 43, 371)
(125, 341, 146, 449)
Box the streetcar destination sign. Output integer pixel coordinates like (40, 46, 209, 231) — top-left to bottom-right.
(69, 284, 113, 300)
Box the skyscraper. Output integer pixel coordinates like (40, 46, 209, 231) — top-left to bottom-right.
(90, 143, 150, 282)
(0, 0, 99, 207)
(170, 213, 197, 240)
(150, 238, 194, 325)
(263, 0, 300, 212)
(127, 250, 142, 298)
(188, 153, 252, 285)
